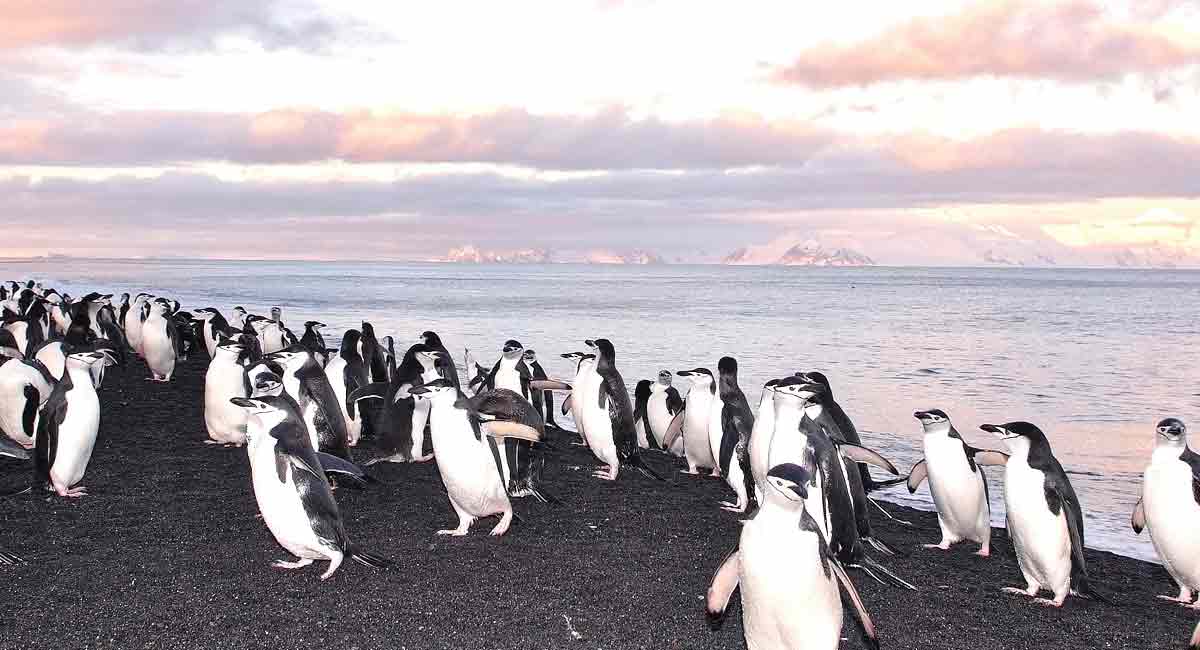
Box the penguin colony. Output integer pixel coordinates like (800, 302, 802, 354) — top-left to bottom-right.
(2, 278, 1199, 650)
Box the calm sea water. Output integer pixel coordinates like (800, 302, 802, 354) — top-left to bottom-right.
(6, 258, 1200, 562)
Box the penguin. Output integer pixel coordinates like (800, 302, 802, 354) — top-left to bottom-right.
(665, 368, 716, 475)
(359, 322, 387, 383)
(204, 337, 250, 446)
(194, 308, 235, 358)
(299, 321, 328, 361)
(710, 357, 757, 513)
(706, 462, 880, 650)
(801, 371, 899, 494)
(577, 338, 662, 481)
(560, 351, 597, 446)
(907, 409, 1008, 556)
(257, 307, 295, 355)
(267, 346, 354, 463)
(981, 421, 1105, 606)
(324, 330, 369, 446)
(229, 395, 388, 579)
(410, 380, 517, 536)
(484, 340, 546, 496)
(523, 349, 558, 430)
(748, 379, 780, 505)
(123, 293, 151, 356)
(643, 370, 684, 455)
(633, 380, 655, 450)
(35, 350, 106, 498)
(768, 378, 915, 590)
(351, 340, 441, 465)
(1132, 417, 1200, 607)
(141, 299, 181, 381)
(0, 356, 54, 450)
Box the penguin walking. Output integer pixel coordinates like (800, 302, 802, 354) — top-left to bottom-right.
(229, 395, 387, 579)
(748, 379, 780, 505)
(666, 368, 716, 475)
(411, 381, 515, 536)
(204, 338, 250, 445)
(981, 421, 1105, 606)
(709, 357, 757, 513)
(706, 462, 880, 650)
(577, 338, 662, 481)
(907, 409, 1008, 556)
(141, 299, 181, 381)
(1132, 418, 1200, 607)
(35, 350, 106, 497)
(0, 356, 54, 450)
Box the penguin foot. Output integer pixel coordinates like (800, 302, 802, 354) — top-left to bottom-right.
(1002, 586, 1039, 598)
(570, 441, 588, 447)
(490, 512, 513, 536)
(272, 558, 314, 571)
(709, 470, 722, 478)
(719, 501, 746, 513)
(1156, 594, 1199, 606)
(591, 467, 617, 480)
(974, 546, 991, 557)
(680, 469, 699, 475)
(56, 486, 88, 498)
(436, 528, 469, 537)
(319, 555, 343, 580)
(1034, 597, 1065, 608)
(413, 453, 435, 463)
(922, 542, 951, 551)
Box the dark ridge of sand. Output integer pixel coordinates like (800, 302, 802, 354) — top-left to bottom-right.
(1, 357, 1196, 650)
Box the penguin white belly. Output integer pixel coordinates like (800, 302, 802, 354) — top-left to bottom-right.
(740, 509, 841, 650)
(249, 441, 329, 559)
(647, 393, 672, 447)
(569, 365, 597, 438)
(580, 389, 618, 466)
(682, 392, 715, 468)
(1005, 461, 1071, 590)
(204, 361, 248, 443)
(748, 403, 776, 491)
(261, 328, 286, 354)
(324, 359, 361, 445)
(0, 365, 48, 447)
(50, 387, 101, 489)
(494, 366, 522, 394)
(202, 323, 219, 358)
(708, 396, 726, 468)
(1144, 457, 1200, 590)
(410, 395, 432, 457)
(431, 409, 508, 516)
(142, 320, 175, 378)
(925, 435, 990, 542)
(4, 322, 29, 355)
(35, 342, 65, 380)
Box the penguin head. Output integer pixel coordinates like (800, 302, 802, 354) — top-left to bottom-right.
(270, 307, 282, 321)
(914, 409, 952, 433)
(265, 346, 310, 370)
(216, 337, 245, 355)
(772, 376, 823, 403)
(717, 356, 738, 377)
(980, 421, 1046, 453)
(1155, 418, 1187, 443)
(229, 396, 288, 432)
(409, 379, 454, 402)
(66, 350, 106, 368)
(420, 331, 442, 348)
(656, 370, 673, 386)
(766, 463, 811, 502)
(502, 340, 524, 358)
(522, 349, 537, 363)
(676, 367, 712, 382)
(304, 320, 325, 329)
(252, 373, 284, 397)
(585, 339, 615, 361)
(232, 306, 246, 315)
(193, 308, 216, 321)
(561, 351, 582, 360)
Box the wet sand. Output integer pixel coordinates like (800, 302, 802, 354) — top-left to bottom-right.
(1, 358, 1196, 649)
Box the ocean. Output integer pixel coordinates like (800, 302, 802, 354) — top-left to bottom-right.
(6, 257, 1199, 562)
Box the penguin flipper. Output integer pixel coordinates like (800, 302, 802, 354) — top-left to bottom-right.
(1044, 474, 1092, 591)
(347, 546, 390, 570)
(661, 410, 685, 449)
(968, 448, 1010, 466)
(705, 547, 740, 630)
(0, 435, 29, 460)
(529, 379, 571, 391)
(1131, 497, 1145, 535)
(625, 453, 666, 482)
(482, 421, 542, 443)
(830, 557, 880, 650)
(906, 459, 928, 493)
(34, 386, 67, 485)
(0, 549, 25, 565)
(316, 452, 371, 483)
(560, 394, 573, 416)
(837, 442, 899, 476)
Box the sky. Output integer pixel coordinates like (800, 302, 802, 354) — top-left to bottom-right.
(2, 0, 1199, 265)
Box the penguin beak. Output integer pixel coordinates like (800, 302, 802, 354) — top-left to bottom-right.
(584, 339, 596, 347)
(980, 424, 1013, 439)
(913, 411, 930, 422)
(676, 370, 691, 377)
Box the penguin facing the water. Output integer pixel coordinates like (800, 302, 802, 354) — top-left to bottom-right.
(907, 409, 1008, 556)
(204, 338, 249, 445)
(706, 462, 881, 650)
(267, 346, 354, 464)
(711, 357, 756, 513)
(747, 379, 780, 505)
(666, 368, 717, 475)
(230, 395, 388, 579)
(1132, 418, 1200, 607)
(982, 421, 1105, 606)
(35, 350, 107, 498)
(635, 371, 684, 454)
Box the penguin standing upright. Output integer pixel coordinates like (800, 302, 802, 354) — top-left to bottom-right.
(577, 338, 662, 481)
(194, 308, 234, 358)
(141, 299, 182, 381)
(35, 350, 107, 497)
(633, 380, 656, 450)
(644, 370, 684, 455)
(485, 340, 544, 496)
(123, 293, 151, 356)
(299, 321, 328, 361)
(204, 338, 250, 445)
(982, 421, 1105, 606)
(561, 351, 597, 446)
(706, 462, 881, 650)
(907, 409, 1008, 556)
(410, 380, 515, 536)
(324, 330, 369, 446)
(748, 379, 780, 504)
(667, 368, 716, 475)
(1132, 418, 1200, 606)
(710, 356, 756, 513)
(523, 349, 558, 430)
(268, 346, 354, 463)
(229, 394, 387, 579)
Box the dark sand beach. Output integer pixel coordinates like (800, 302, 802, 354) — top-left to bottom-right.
(1, 358, 1196, 649)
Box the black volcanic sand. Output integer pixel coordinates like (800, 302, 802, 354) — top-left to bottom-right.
(2, 358, 1197, 650)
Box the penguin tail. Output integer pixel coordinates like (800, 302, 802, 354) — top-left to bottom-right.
(347, 547, 390, 570)
(528, 486, 563, 505)
(863, 535, 905, 558)
(0, 550, 25, 565)
(1072, 577, 1113, 605)
(626, 454, 666, 482)
(867, 497, 914, 527)
(849, 556, 918, 591)
(2, 486, 32, 498)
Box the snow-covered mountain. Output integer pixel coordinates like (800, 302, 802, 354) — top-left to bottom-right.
(439, 245, 553, 263)
(723, 237, 874, 266)
(584, 249, 666, 264)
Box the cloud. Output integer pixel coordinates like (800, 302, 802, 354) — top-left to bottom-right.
(774, 0, 1200, 87)
(0, 0, 345, 52)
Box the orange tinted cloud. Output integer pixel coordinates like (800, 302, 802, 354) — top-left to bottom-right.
(775, 0, 1200, 87)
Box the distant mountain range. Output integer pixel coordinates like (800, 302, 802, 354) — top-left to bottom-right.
(723, 241, 875, 266)
(436, 245, 663, 264)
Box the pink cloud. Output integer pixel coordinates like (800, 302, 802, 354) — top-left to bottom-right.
(775, 0, 1200, 87)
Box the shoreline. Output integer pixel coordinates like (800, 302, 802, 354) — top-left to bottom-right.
(2, 358, 1196, 649)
